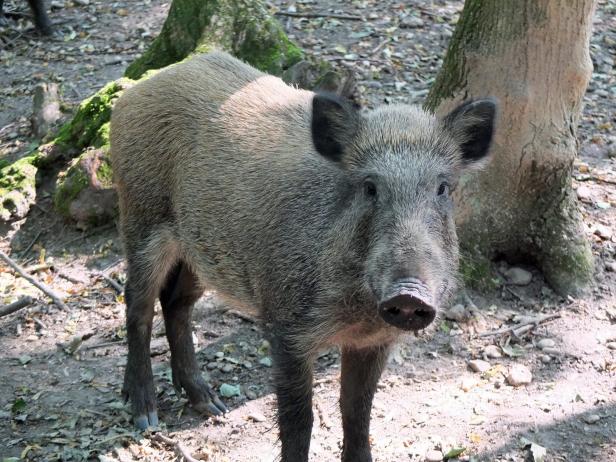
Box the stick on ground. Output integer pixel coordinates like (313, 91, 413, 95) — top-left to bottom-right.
(478, 313, 561, 337)
(152, 433, 200, 462)
(0, 296, 34, 317)
(0, 251, 69, 311)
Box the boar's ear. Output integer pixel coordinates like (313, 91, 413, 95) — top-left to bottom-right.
(443, 98, 497, 168)
(312, 92, 359, 162)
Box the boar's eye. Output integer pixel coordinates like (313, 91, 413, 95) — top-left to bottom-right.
(364, 179, 377, 199)
(437, 182, 450, 196)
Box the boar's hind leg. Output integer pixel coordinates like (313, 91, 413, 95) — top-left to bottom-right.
(271, 336, 314, 462)
(340, 345, 390, 462)
(122, 268, 159, 431)
(159, 262, 227, 416)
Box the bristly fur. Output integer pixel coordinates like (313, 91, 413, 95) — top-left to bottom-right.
(110, 51, 495, 461)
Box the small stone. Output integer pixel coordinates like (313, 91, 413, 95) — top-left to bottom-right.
(506, 365, 532, 387)
(537, 338, 556, 350)
(206, 362, 218, 370)
(259, 356, 273, 367)
(503, 267, 533, 286)
(484, 345, 503, 359)
(596, 201, 611, 209)
(468, 359, 491, 373)
(248, 412, 266, 423)
(245, 390, 257, 400)
(425, 449, 443, 462)
(74, 0, 89, 5)
(606, 261, 616, 272)
(219, 383, 241, 398)
(583, 414, 600, 424)
(445, 304, 468, 322)
(401, 16, 425, 28)
(594, 224, 612, 240)
(541, 347, 560, 356)
(460, 377, 478, 392)
(540, 354, 552, 364)
(606, 342, 616, 350)
(222, 364, 234, 373)
(576, 185, 593, 202)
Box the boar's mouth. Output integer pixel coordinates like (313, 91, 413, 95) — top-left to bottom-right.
(378, 279, 436, 331)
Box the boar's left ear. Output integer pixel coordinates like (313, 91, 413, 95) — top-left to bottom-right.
(312, 92, 359, 162)
(443, 98, 497, 168)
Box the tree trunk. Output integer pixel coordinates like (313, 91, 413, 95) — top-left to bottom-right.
(426, 0, 596, 295)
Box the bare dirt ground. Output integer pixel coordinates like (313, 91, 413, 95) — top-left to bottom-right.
(1, 1, 616, 461)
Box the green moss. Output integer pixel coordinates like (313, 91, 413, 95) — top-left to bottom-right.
(53, 157, 90, 216)
(96, 157, 114, 187)
(459, 250, 499, 292)
(0, 155, 38, 221)
(126, 0, 303, 79)
(53, 80, 130, 152)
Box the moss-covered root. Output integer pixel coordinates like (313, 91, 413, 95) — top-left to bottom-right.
(125, 0, 303, 79)
(0, 156, 38, 221)
(53, 79, 133, 154)
(536, 196, 594, 296)
(53, 147, 117, 229)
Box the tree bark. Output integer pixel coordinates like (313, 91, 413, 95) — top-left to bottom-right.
(426, 0, 596, 295)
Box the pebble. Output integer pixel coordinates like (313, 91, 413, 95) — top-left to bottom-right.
(484, 345, 503, 359)
(537, 338, 555, 350)
(594, 224, 612, 240)
(445, 304, 467, 322)
(206, 361, 218, 370)
(468, 359, 491, 373)
(222, 364, 234, 373)
(576, 185, 593, 202)
(606, 261, 616, 272)
(606, 342, 616, 350)
(460, 377, 478, 392)
(506, 365, 532, 386)
(248, 412, 266, 423)
(540, 354, 552, 364)
(503, 267, 533, 286)
(401, 16, 425, 28)
(425, 449, 443, 462)
(541, 347, 560, 356)
(584, 414, 601, 424)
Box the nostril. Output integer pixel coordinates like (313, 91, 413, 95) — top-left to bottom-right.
(415, 308, 432, 319)
(386, 306, 400, 316)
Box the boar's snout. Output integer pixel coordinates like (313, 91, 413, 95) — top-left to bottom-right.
(378, 278, 436, 331)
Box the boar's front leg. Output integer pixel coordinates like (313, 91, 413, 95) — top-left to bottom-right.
(340, 345, 390, 462)
(270, 334, 315, 462)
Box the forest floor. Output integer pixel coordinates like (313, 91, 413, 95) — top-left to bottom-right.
(1, 1, 616, 461)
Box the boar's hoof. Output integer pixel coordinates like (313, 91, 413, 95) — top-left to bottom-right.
(134, 411, 159, 431)
(193, 398, 228, 416)
(379, 286, 436, 331)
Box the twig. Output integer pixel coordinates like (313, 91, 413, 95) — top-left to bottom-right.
(371, 38, 390, 56)
(25, 263, 53, 274)
(0, 296, 34, 317)
(478, 313, 561, 337)
(85, 340, 125, 350)
(274, 11, 362, 21)
(32, 316, 47, 330)
(20, 230, 42, 257)
(61, 222, 115, 246)
(97, 273, 123, 294)
(56, 270, 87, 284)
(152, 433, 200, 462)
(0, 251, 69, 311)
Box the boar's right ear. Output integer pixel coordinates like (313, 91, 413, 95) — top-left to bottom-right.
(311, 93, 359, 162)
(443, 98, 497, 168)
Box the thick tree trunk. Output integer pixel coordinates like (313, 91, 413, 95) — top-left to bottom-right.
(426, 0, 596, 295)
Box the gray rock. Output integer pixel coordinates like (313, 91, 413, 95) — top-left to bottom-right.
(444, 304, 468, 322)
(425, 449, 443, 462)
(484, 345, 502, 359)
(537, 338, 555, 350)
(401, 16, 425, 28)
(468, 359, 491, 373)
(506, 364, 532, 386)
(503, 267, 532, 286)
(594, 224, 612, 240)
